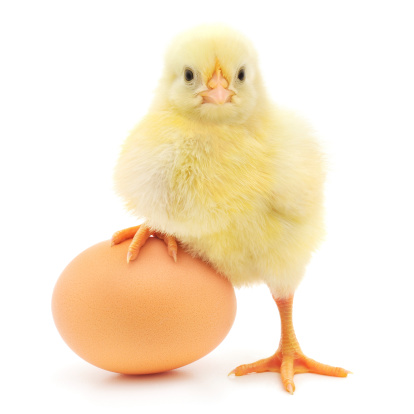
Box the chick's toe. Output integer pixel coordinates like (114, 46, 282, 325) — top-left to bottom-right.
(111, 225, 141, 246)
(112, 223, 178, 263)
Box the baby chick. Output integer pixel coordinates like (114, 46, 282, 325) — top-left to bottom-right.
(112, 24, 349, 394)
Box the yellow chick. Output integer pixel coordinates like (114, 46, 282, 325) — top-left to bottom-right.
(112, 24, 349, 394)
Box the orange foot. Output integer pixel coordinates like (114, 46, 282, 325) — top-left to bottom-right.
(111, 223, 178, 263)
(229, 295, 350, 394)
(229, 347, 350, 394)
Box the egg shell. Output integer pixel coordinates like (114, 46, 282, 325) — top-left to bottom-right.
(52, 237, 237, 374)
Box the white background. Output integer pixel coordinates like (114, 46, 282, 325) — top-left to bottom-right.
(1, 0, 413, 412)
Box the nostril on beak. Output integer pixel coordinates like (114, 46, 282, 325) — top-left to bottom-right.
(208, 67, 229, 89)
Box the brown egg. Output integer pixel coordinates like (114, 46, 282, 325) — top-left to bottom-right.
(52, 237, 237, 374)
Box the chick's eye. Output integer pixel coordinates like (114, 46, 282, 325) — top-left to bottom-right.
(184, 68, 194, 82)
(238, 68, 245, 82)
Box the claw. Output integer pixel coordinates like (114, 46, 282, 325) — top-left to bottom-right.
(172, 249, 177, 263)
(111, 232, 119, 246)
(126, 250, 135, 263)
(286, 383, 294, 395)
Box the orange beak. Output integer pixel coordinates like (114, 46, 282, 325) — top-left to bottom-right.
(200, 62, 235, 104)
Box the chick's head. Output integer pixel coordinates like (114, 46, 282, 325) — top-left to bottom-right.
(154, 25, 267, 124)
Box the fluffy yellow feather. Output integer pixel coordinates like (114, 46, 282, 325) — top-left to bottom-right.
(114, 24, 325, 298)
(112, 24, 349, 393)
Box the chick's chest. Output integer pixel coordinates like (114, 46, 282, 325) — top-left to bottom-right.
(168, 126, 274, 223)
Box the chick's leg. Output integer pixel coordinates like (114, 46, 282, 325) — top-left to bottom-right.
(111, 223, 177, 263)
(229, 294, 349, 394)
